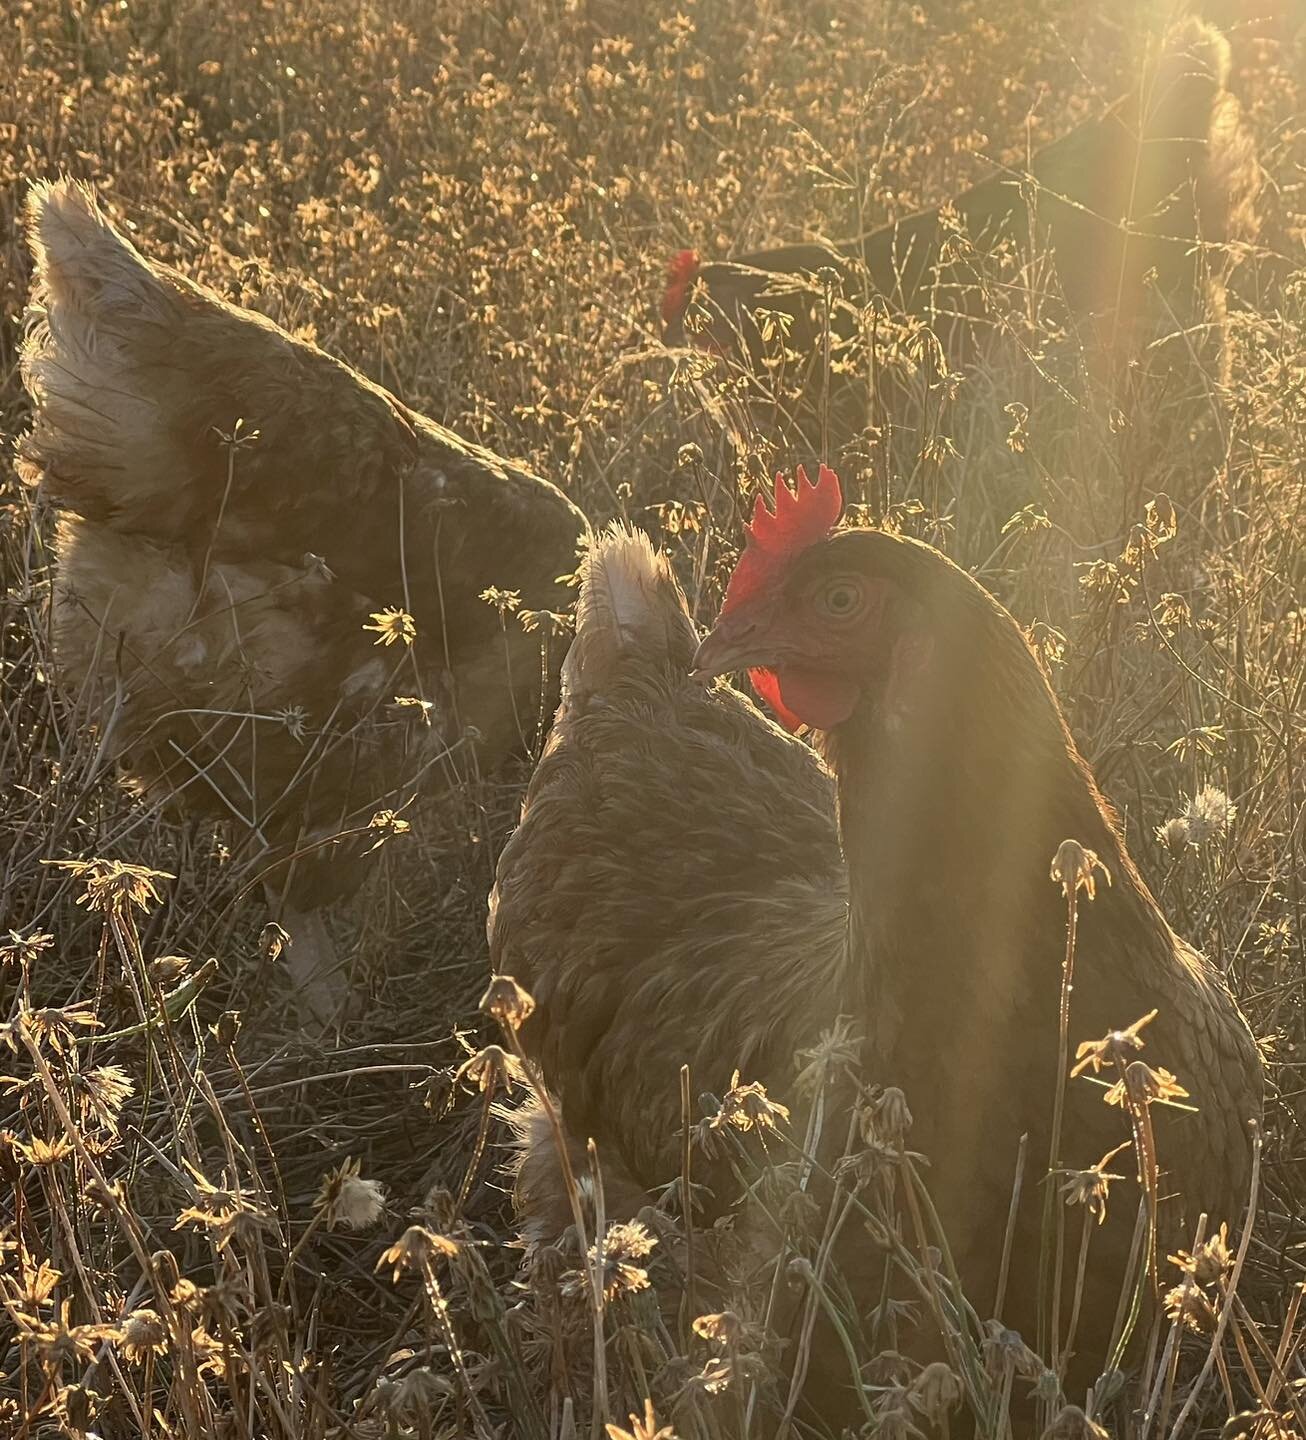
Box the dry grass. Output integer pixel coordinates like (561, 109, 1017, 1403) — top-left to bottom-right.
(1, 0, 1303, 1436)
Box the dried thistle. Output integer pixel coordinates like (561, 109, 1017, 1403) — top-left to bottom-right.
(315, 1156, 386, 1231)
(118, 1307, 168, 1364)
(1170, 1223, 1233, 1287)
(564, 1219, 656, 1301)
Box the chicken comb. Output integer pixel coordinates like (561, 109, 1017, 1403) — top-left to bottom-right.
(720, 464, 843, 615)
(661, 248, 701, 327)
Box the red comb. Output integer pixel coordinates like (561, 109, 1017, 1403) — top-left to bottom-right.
(720, 465, 843, 616)
(661, 248, 701, 327)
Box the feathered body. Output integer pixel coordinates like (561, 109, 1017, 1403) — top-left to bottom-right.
(694, 469, 1264, 1380)
(20, 181, 587, 917)
(488, 527, 846, 1243)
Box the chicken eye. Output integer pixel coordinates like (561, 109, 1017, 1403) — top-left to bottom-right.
(815, 578, 867, 622)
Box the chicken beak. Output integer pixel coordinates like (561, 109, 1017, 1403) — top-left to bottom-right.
(690, 612, 775, 680)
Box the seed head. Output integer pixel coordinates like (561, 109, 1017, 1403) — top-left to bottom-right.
(1155, 817, 1192, 854)
(1183, 786, 1236, 843)
(480, 974, 535, 1030)
(315, 1156, 386, 1231)
(119, 1307, 168, 1363)
(606, 1398, 677, 1440)
(455, 1043, 524, 1094)
(909, 1361, 963, 1423)
(376, 1224, 459, 1282)
(1104, 1060, 1189, 1111)
(1072, 1010, 1158, 1078)
(1040, 1404, 1109, 1440)
(565, 1219, 657, 1301)
(711, 1070, 789, 1133)
(1170, 1223, 1232, 1287)
(1050, 839, 1111, 900)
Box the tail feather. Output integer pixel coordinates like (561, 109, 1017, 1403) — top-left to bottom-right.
(19, 180, 191, 522)
(562, 524, 698, 698)
(19, 178, 414, 553)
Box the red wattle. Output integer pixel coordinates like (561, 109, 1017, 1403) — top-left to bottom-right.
(750, 666, 860, 733)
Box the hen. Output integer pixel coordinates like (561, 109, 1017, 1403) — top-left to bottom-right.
(487, 524, 846, 1246)
(693, 466, 1264, 1381)
(663, 21, 1256, 436)
(19, 180, 587, 1022)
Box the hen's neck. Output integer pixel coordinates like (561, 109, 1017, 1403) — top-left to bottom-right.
(823, 625, 1171, 1055)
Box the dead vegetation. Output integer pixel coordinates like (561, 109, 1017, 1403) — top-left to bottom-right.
(0, 1, 1303, 1436)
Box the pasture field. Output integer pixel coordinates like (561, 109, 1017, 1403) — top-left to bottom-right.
(0, 1, 1302, 1435)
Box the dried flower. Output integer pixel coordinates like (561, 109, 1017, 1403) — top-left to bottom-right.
(384, 1366, 456, 1426)
(1182, 786, 1236, 843)
(118, 1307, 168, 1364)
(711, 1071, 789, 1133)
(454, 1043, 524, 1093)
(607, 1399, 676, 1440)
(794, 1015, 861, 1097)
(74, 1064, 135, 1132)
(692, 1310, 745, 1346)
(909, 1361, 963, 1422)
(377, 1225, 459, 1282)
(260, 922, 290, 962)
(48, 858, 172, 916)
(1170, 1223, 1232, 1287)
(0, 930, 53, 970)
(1155, 816, 1192, 854)
(315, 1157, 386, 1231)
(1071, 1011, 1158, 1078)
(149, 954, 190, 987)
(1040, 1404, 1109, 1439)
(174, 1162, 274, 1250)
(213, 1011, 242, 1048)
(1103, 1060, 1189, 1110)
(480, 974, 535, 1030)
(981, 1320, 1042, 1381)
(364, 606, 417, 646)
(1060, 1143, 1129, 1223)
(1163, 1278, 1216, 1334)
(21, 1004, 102, 1055)
(1050, 839, 1111, 900)
(479, 586, 521, 617)
(564, 1219, 656, 1301)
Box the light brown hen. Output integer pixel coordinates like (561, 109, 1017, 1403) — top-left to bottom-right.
(488, 525, 846, 1246)
(20, 180, 587, 1022)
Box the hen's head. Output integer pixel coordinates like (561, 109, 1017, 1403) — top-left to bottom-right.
(693, 467, 1017, 735)
(661, 249, 702, 335)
